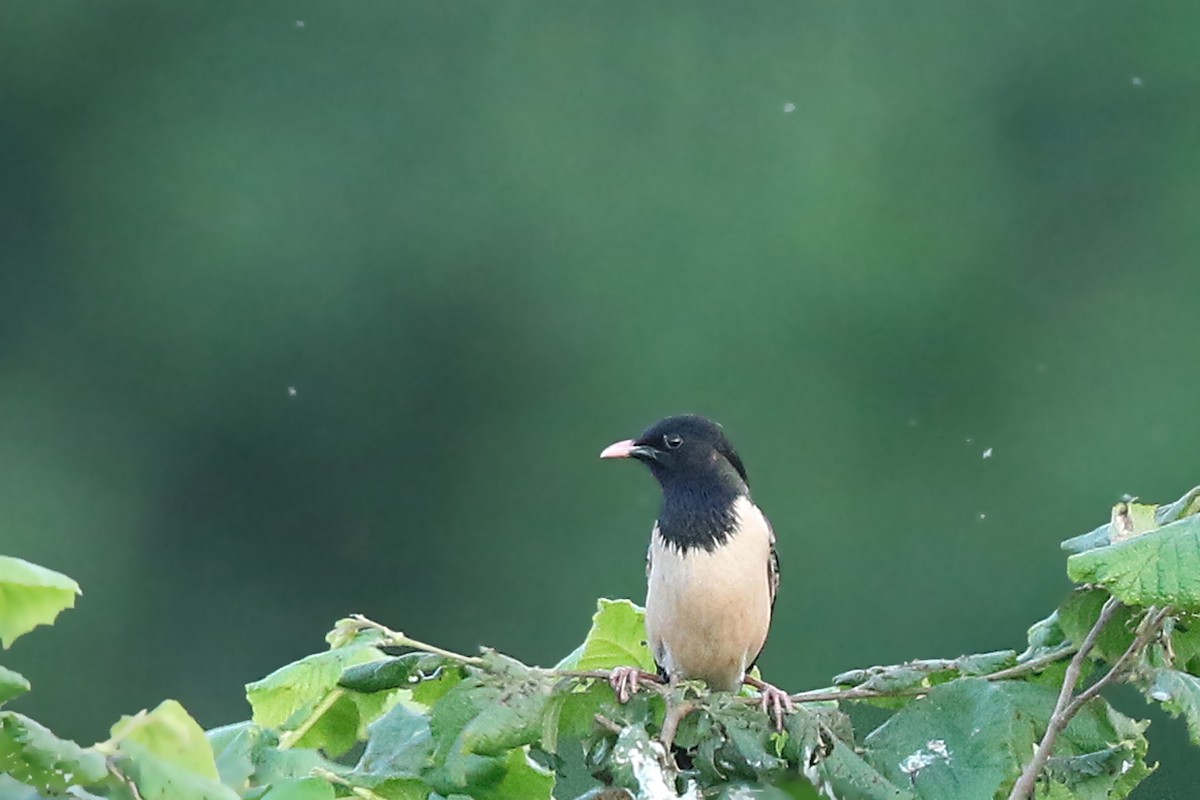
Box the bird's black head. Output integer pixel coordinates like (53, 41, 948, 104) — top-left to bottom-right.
(601, 415, 750, 550)
(601, 414, 748, 492)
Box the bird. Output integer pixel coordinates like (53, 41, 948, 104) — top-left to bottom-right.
(600, 414, 792, 730)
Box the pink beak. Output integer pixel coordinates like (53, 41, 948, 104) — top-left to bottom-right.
(600, 439, 639, 459)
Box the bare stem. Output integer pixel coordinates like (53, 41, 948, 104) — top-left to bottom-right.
(787, 685, 931, 704)
(780, 646, 1080, 706)
(1007, 600, 1169, 800)
(659, 700, 699, 752)
(559, 641, 1082, 711)
(1067, 606, 1171, 713)
(349, 614, 484, 665)
(594, 713, 624, 734)
(313, 767, 390, 800)
(985, 644, 1079, 682)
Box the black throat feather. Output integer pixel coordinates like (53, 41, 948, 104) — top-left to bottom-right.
(656, 480, 743, 554)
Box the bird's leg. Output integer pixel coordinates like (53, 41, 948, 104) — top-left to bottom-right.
(608, 667, 662, 703)
(743, 674, 794, 732)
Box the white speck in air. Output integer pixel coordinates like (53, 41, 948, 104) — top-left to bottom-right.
(965, 437, 974, 445)
(982, 448, 993, 459)
(1131, 76, 1142, 87)
(783, 102, 796, 113)
(979, 513, 987, 520)
(295, 20, 306, 28)
(287, 386, 298, 396)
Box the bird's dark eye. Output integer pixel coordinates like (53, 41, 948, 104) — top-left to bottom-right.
(663, 434, 683, 450)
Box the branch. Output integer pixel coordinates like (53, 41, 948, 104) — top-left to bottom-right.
(348, 614, 484, 665)
(785, 645, 1078, 706)
(985, 644, 1079, 682)
(1007, 601, 1169, 800)
(1067, 605, 1171, 712)
(313, 767, 389, 800)
(557, 643, 1082, 712)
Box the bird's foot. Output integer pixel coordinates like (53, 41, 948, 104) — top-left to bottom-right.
(608, 666, 661, 703)
(744, 675, 794, 732)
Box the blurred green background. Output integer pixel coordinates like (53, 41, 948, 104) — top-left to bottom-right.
(4, 2, 1200, 795)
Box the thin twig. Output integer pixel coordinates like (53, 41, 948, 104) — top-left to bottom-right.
(349, 614, 484, 665)
(313, 767, 389, 800)
(107, 763, 145, 800)
(985, 644, 1079, 682)
(659, 700, 699, 752)
(594, 713, 624, 734)
(787, 685, 931, 704)
(782, 646, 1082, 706)
(1007, 598, 1162, 800)
(561, 641, 1082, 712)
(556, 668, 670, 698)
(1067, 606, 1171, 713)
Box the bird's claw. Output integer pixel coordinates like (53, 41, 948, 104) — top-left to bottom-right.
(744, 676, 794, 732)
(759, 684, 794, 732)
(609, 666, 656, 703)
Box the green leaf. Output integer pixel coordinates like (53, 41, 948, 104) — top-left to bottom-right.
(0, 774, 104, 799)
(673, 696, 787, 784)
(995, 683, 1149, 800)
(353, 704, 434, 780)
(1167, 614, 1200, 674)
(863, 678, 1035, 799)
(591, 722, 656, 795)
(713, 783, 801, 800)
(472, 747, 554, 800)
(0, 711, 107, 793)
(116, 741, 240, 800)
(259, 777, 336, 800)
(1061, 522, 1116, 555)
(350, 778, 429, 800)
(554, 599, 655, 673)
(256, 745, 337, 786)
(1061, 497, 1172, 555)
(1067, 514, 1200, 609)
(110, 700, 220, 779)
(781, 706, 913, 800)
(207, 720, 259, 791)
(544, 682, 611, 746)
(1156, 486, 1200, 525)
(247, 644, 385, 729)
(402, 653, 556, 796)
(1145, 668, 1200, 744)
(1020, 610, 1068, 662)
(430, 653, 552, 762)
(412, 666, 466, 707)
(246, 642, 392, 755)
(1057, 588, 1137, 662)
(340, 653, 449, 694)
(108, 700, 240, 800)
(0, 666, 30, 705)
(207, 720, 338, 793)
(0, 557, 80, 649)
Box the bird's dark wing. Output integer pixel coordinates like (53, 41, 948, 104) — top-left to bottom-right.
(748, 512, 780, 673)
(768, 522, 780, 616)
(646, 529, 669, 681)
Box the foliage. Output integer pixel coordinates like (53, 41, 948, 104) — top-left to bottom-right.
(5, 489, 1200, 799)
